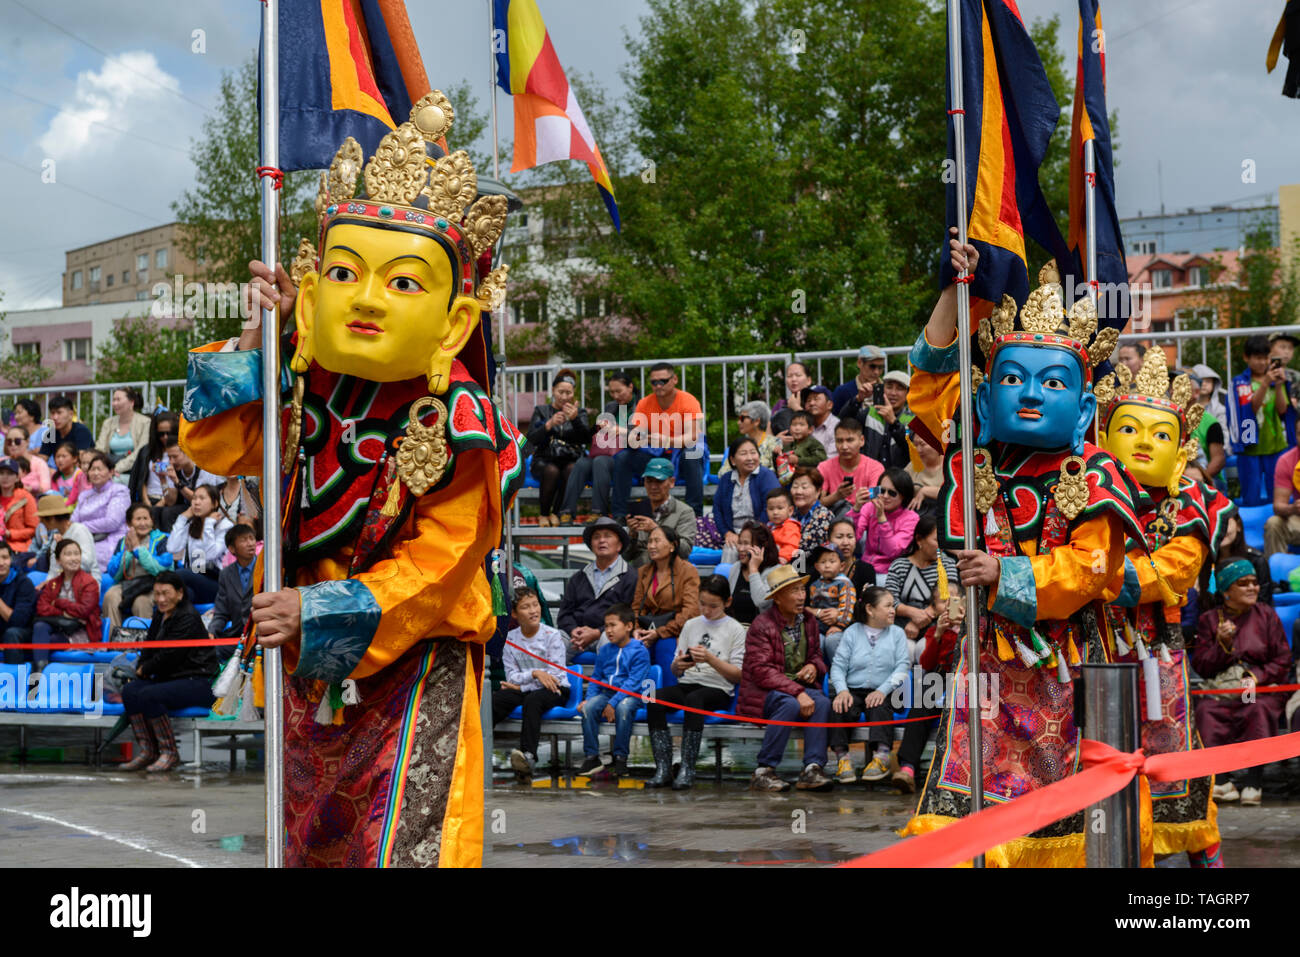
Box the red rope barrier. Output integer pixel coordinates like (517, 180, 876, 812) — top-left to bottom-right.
(0, 638, 241, 651)
(504, 640, 941, 729)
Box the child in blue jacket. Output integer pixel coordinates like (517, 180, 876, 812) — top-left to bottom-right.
(579, 603, 651, 777)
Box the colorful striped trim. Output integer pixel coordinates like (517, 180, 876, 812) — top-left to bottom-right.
(377, 642, 438, 867)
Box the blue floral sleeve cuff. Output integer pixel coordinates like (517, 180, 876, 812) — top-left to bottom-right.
(909, 331, 961, 375)
(991, 556, 1037, 630)
(184, 348, 264, 421)
(292, 580, 382, 682)
(1113, 556, 1142, 607)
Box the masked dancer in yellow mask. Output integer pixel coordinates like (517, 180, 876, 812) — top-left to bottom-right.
(180, 91, 523, 867)
(1098, 350, 1236, 867)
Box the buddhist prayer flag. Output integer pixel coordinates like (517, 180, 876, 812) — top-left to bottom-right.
(942, 0, 1076, 307)
(1068, 0, 1129, 329)
(493, 0, 621, 230)
(269, 0, 431, 172)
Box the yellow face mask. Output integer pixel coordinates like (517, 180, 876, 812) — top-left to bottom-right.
(292, 222, 480, 392)
(1103, 403, 1187, 492)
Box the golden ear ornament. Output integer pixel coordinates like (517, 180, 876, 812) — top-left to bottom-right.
(380, 397, 451, 518)
(289, 238, 317, 286)
(1054, 455, 1090, 521)
(283, 376, 305, 475)
(972, 447, 999, 513)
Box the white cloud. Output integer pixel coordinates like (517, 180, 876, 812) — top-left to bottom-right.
(38, 51, 181, 158)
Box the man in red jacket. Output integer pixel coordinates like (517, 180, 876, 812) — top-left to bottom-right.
(738, 565, 833, 791)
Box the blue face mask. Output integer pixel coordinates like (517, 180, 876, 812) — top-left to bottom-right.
(975, 344, 1095, 454)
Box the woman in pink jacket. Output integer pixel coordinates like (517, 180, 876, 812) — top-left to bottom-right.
(856, 468, 919, 578)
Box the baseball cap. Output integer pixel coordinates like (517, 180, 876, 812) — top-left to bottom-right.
(1268, 331, 1300, 346)
(1190, 363, 1220, 384)
(0, 458, 17, 474)
(882, 370, 911, 388)
(805, 385, 834, 401)
(642, 458, 675, 481)
(857, 345, 885, 361)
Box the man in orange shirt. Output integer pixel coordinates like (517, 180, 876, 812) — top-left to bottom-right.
(612, 362, 706, 517)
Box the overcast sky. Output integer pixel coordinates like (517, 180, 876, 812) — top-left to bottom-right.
(1, 0, 1297, 310)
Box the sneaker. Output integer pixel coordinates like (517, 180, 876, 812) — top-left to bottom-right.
(1213, 782, 1240, 802)
(509, 749, 535, 775)
(861, 756, 890, 782)
(796, 763, 834, 791)
(834, 755, 858, 784)
(610, 756, 630, 777)
(577, 755, 603, 776)
(1239, 786, 1262, 806)
(892, 765, 916, 793)
(749, 766, 790, 792)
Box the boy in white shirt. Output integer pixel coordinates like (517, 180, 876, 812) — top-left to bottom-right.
(493, 587, 570, 780)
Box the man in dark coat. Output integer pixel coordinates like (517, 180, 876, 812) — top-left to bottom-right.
(557, 516, 637, 662)
(0, 541, 36, 663)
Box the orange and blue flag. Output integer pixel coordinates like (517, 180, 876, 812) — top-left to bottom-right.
(268, 0, 431, 172)
(1068, 0, 1129, 329)
(493, 0, 620, 230)
(942, 0, 1077, 308)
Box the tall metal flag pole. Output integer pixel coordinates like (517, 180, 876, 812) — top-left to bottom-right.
(1084, 139, 1098, 307)
(946, 0, 986, 868)
(258, 0, 286, 869)
(488, 0, 513, 566)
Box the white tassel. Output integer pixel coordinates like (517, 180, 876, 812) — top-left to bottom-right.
(1014, 637, 1040, 668)
(213, 646, 243, 697)
(314, 693, 334, 725)
(984, 510, 998, 536)
(239, 677, 258, 721)
(217, 673, 242, 716)
(1135, 637, 1150, 661)
(1142, 656, 1162, 722)
(340, 679, 360, 706)
(1056, 652, 1072, 684)
(1159, 643, 1172, 665)
(1114, 630, 1131, 657)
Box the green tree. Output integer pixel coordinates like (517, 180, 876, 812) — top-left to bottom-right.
(93, 313, 196, 385)
(0, 291, 53, 388)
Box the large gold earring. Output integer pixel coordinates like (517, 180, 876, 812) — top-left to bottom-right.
(1055, 454, 1089, 520)
(972, 447, 998, 512)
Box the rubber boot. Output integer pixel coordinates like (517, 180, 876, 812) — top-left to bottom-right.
(646, 728, 673, 787)
(145, 715, 179, 772)
(672, 729, 702, 790)
(118, 713, 157, 771)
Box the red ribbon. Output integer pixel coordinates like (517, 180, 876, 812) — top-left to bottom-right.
(952, 274, 974, 284)
(838, 730, 1300, 868)
(255, 165, 284, 190)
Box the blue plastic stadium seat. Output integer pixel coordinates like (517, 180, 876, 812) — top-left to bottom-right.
(1274, 591, 1300, 607)
(1275, 602, 1300, 649)
(1237, 504, 1273, 552)
(0, 662, 31, 711)
(194, 603, 214, 617)
(123, 616, 151, 629)
(506, 669, 582, 721)
(29, 662, 95, 712)
(168, 706, 212, 718)
(49, 650, 118, 664)
(574, 650, 597, 666)
(100, 573, 115, 599)
(653, 636, 678, 689)
(26, 570, 46, 588)
(522, 454, 540, 489)
(688, 547, 724, 566)
(1268, 552, 1300, 585)
(634, 665, 663, 721)
(713, 562, 732, 580)
(667, 688, 737, 725)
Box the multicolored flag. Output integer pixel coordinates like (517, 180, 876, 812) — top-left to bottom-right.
(1068, 0, 1129, 329)
(942, 0, 1077, 310)
(493, 0, 620, 230)
(270, 0, 431, 172)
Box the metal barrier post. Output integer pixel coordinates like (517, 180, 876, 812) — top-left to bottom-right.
(1081, 663, 1142, 868)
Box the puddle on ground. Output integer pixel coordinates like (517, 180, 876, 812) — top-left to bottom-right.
(494, 833, 846, 864)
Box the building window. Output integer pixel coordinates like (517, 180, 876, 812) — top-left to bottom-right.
(136, 291, 148, 301)
(13, 342, 39, 358)
(155, 248, 168, 269)
(89, 266, 101, 282)
(122, 270, 130, 284)
(1152, 269, 1172, 290)
(1187, 266, 1209, 287)
(137, 253, 148, 272)
(63, 338, 92, 362)
(1132, 240, 1156, 255)
(511, 298, 546, 325)
(196, 246, 207, 267)
(578, 294, 604, 318)
(106, 273, 114, 287)
(71, 270, 82, 290)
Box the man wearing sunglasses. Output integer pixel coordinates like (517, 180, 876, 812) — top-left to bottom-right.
(611, 362, 705, 519)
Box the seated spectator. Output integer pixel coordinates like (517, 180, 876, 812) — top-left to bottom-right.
(525, 368, 591, 526)
(11, 399, 46, 454)
(646, 575, 746, 790)
(886, 514, 958, 641)
(612, 362, 705, 518)
(1192, 363, 1227, 426)
(97, 387, 152, 476)
(807, 545, 855, 658)
(896, 595, 966, 793)
(214, 475, 245, 527)
(1227, 334, 1294, 507)
(5, 426, 50, 496)
(858, 370, 913, 469)
(560, 371, 637, 522)
(776, 410, 827, 482)
(1192, 560, 1292, 807)
(0, 458, 38, 554)
(1185, 371, 1227, 483)
(128, 412, 180, 510)
(36, 494, 99, 579)
(30, 538, 100, 669)
(495, 586, 571, 780)
(1116, 343, 1146, 376)
(857, 468, 919, 578)
(118, 571, 217, 772)
(39, 396, 94, 458)
(578, 602, 650, 778)
(765, 487, 801, 563)
(1264, 441, 1300, 557)
(712, 436, 780, 549)
(818, 418, 884, 520)
(718, 400, 781, 476)
(73, 452, 130, 571)
(157, 438, 223, 533)
(104, 504, 173, 628)
(905, 427, 944, 518)
(739, 565, 832, 792)
(770, 361, 812, 436)
(0, 542, 36, 664)
(631, 525, 700, 650)
(831, 345, 886, 418)
(789, 467, 834, 553)
(803, 385, 839, 458)
(625, 458, 696, 567)
(828, 517, 875, 594)
(51, 442, 89, 507)
(828, 586, 909, 784)
(556, 517, 637, 661)
(209, 524, 257, 641)
(1200, 512, 1272, 607)
(726, 520, 779, 624)
(166, 485, 233, 605)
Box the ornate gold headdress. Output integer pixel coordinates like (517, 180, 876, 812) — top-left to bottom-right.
(977, 261, 1119, 383)
(291, 90, 508, 313)
(1095, 348, 1203, 442)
